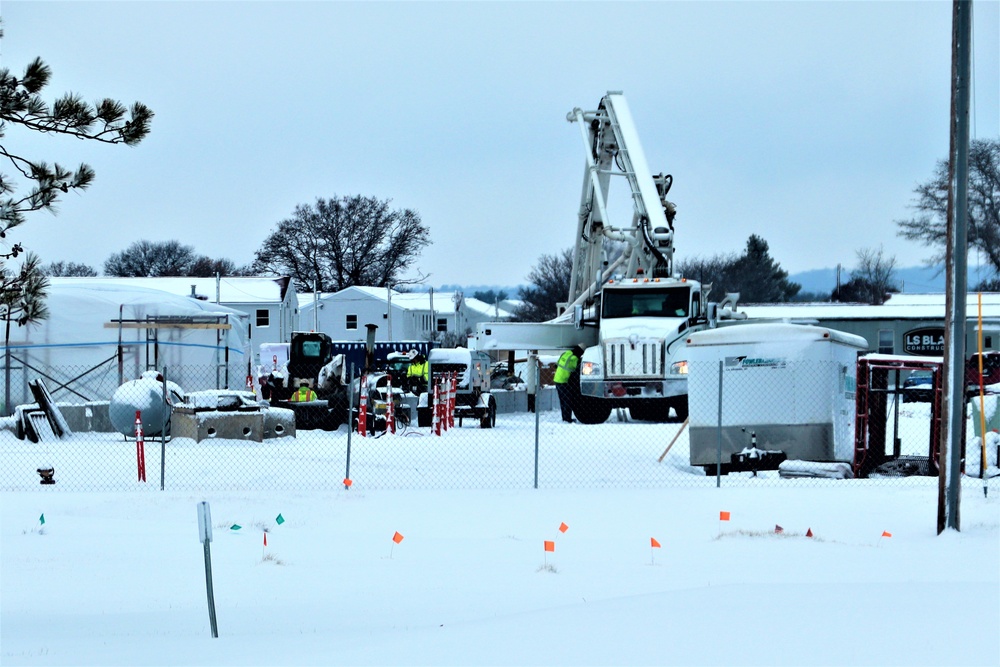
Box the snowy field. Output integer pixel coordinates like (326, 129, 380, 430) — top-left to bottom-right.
(2, 408, 999, 666)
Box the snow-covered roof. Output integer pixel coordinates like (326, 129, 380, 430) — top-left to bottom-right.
(297, 292, 336, 310)
(49, 276, 292, 305)
(687, 323, 868, 349)
(5, 281, 250, 357)
(741, 292, 1000, 322)
(305, 286, 513, 319)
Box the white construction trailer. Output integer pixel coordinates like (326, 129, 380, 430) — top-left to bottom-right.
(685, 323, 868, 474)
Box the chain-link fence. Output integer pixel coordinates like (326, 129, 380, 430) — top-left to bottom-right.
(2, 362, 997, 492)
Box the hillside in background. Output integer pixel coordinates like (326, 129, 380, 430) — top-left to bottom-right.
(416, 266, 997, 301)
(790, 264, 996, 295)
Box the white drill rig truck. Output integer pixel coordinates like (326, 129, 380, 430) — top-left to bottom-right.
(476, 91, 745, 424)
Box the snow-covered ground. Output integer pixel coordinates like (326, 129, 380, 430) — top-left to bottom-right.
(2, 409, 999, 666)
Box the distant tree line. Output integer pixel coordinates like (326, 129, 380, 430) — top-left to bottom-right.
(512, 237, 910, 322)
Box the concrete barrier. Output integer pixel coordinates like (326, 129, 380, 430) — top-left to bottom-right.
(56, 402, 113, 433)
(492, 387, 556, 414)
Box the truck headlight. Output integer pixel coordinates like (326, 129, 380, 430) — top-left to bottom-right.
(581, 361, 601, 376)
(669, 360, 688, 375)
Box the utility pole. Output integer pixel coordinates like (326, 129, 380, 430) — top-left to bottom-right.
(938, 0, 972, 534)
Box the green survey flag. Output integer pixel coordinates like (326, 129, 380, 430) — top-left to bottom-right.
(39, 513, 45, 525)
(230, 523, 242, 531)
(275, 514, 285, 525)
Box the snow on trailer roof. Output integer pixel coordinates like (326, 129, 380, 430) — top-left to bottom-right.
(429, 347, 474, 364)
(686, 322, 868, 349)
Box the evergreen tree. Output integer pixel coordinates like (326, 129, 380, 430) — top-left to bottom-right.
(0, 24, 152, 338)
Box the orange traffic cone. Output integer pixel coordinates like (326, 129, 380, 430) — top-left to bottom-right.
(806, 528, 814, 538)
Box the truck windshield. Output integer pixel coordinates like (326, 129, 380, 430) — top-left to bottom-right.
(300, 341, 323, 358)
(602, 286, 691, 319)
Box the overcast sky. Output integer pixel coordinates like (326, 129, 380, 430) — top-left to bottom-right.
(3, 1, 998, 289)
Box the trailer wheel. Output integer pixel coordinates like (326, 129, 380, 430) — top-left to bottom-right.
(630, 400, 671, 422)
(479, 395, 497, 429)
(703, 464, 730, 477)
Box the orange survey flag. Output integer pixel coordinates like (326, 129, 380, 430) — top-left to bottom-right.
(393, 531, 404, 544)
(881, 531, 892, 538)
(544, 540, 555, 552)
(559, 522, 569, 533)
(650, 537, 661, 548)
(719, 511, 731, 521)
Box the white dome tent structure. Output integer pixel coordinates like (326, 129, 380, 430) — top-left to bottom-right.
(2, 282, 250, 416)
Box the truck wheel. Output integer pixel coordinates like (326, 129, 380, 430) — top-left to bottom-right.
(574, 397, 612, 425)
(417, 407, 432, 428)
(480, 395, 497, 429)
(671, 398, 689, 422)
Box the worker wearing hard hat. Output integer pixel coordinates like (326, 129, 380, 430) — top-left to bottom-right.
(554, 345, 584, 423)
(290, 380, 317, 402)
(407, 353, 429, 394)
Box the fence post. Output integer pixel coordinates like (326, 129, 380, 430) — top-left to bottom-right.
(716, 359, 723, 488)
(160, 367, 168, 491)
(345, 365, 354, 489)
(135, 409, 146, 483)
(534, 357, 541, 489)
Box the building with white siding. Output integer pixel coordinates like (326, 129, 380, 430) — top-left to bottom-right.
(298, 287, 515, 343)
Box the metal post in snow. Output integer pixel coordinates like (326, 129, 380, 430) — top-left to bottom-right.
(534, 357, 541, 489)
(345, 364, 354, 488)
(135, 410, 146, 483)
(197, 501, 219, 638)
(716, 360, 723, 488)
(160, 367, 168, 491)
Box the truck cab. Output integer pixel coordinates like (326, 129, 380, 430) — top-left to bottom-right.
(577, 277, 705, 424)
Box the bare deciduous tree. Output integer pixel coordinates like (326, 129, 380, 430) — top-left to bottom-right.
(837, 245, 899, 305)
(42, 260, 97, 277)
(104, 240, 196, 277)
(252, 195, 430, 292)
(103, 240, 238, 277)
(514, 248, 574, 322)
(896, 138, 1000, 287)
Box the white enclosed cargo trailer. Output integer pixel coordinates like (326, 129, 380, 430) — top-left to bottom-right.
(685, 323, 867, 474)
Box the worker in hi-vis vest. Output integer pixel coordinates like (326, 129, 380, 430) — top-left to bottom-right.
(290, 380, 317, 402)
(554, 345, 584, 423)
(407, 353, 429, 393)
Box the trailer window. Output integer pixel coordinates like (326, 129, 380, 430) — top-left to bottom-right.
(602, 287, 691, 319)
(346, 314, 357, 330)
(256, 309, 269, 328)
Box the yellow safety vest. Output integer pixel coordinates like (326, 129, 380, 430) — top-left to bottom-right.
(291, 386, 317, 402)
(408, 361, 429, 381)
(554, 349, 579, 384)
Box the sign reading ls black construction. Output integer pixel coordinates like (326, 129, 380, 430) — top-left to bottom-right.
(903, 327, 945, 355)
